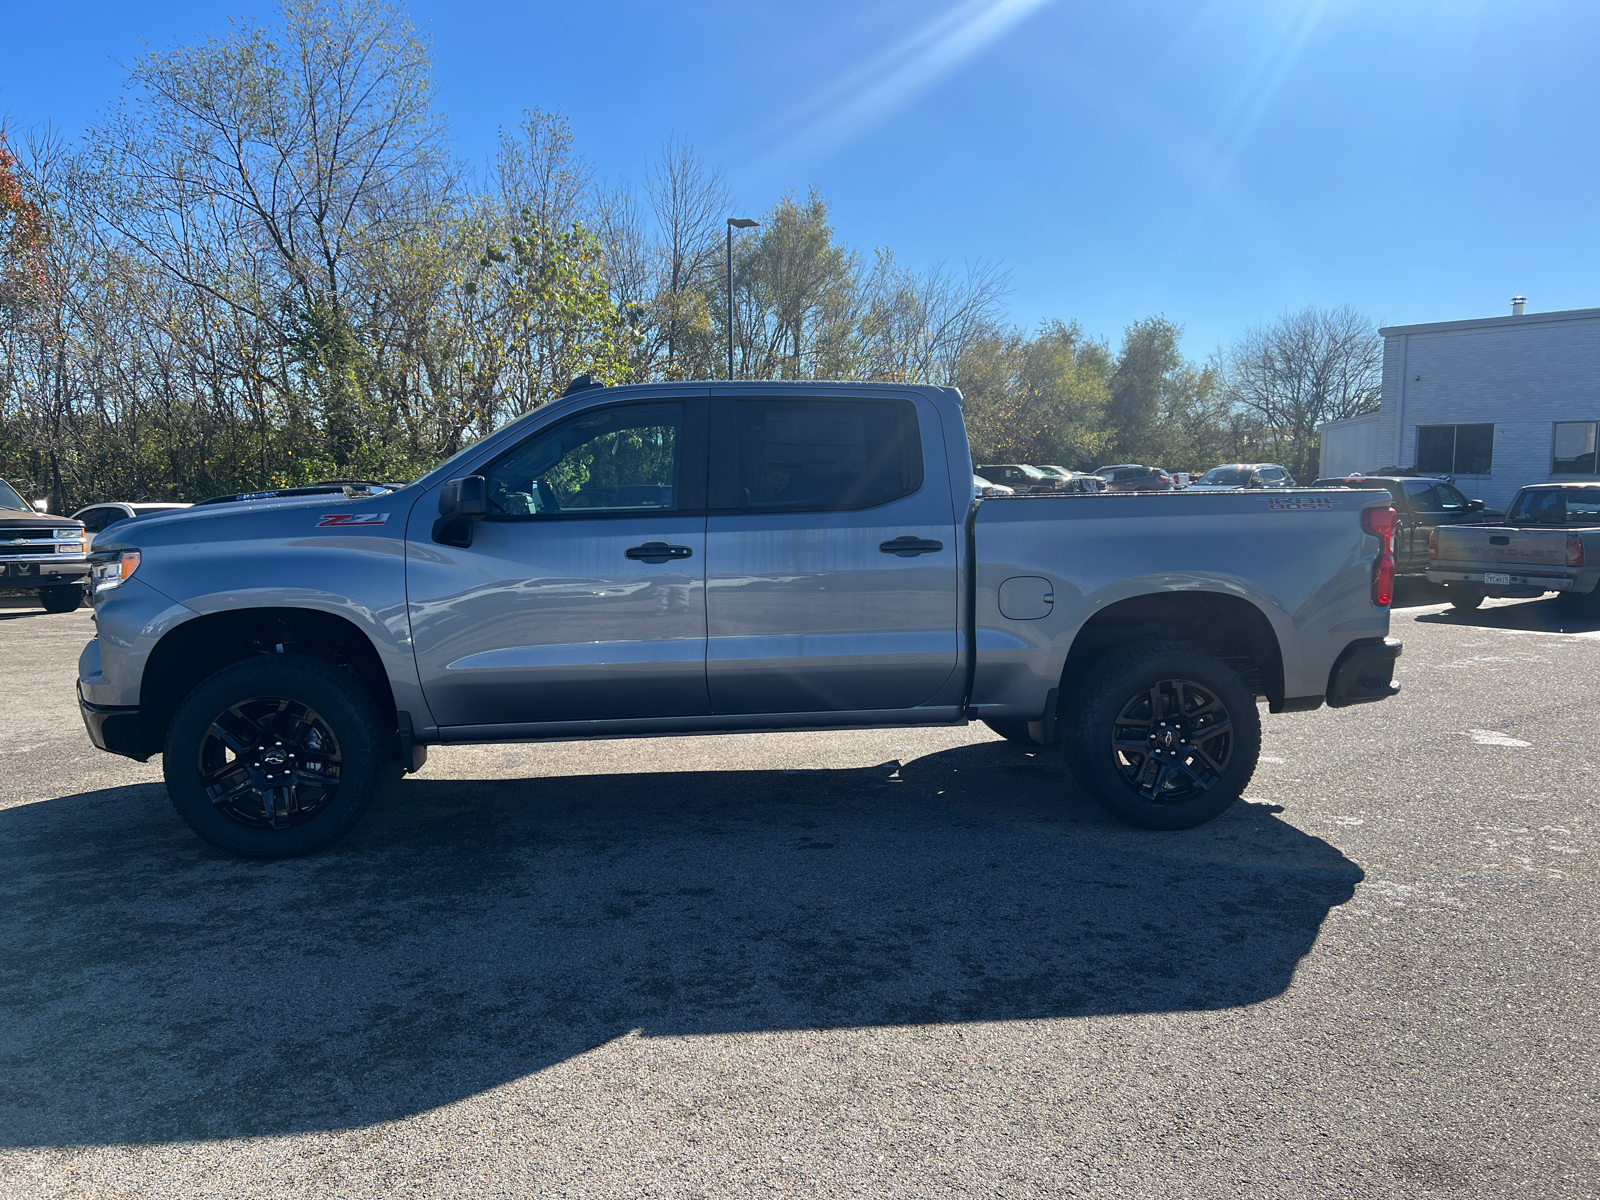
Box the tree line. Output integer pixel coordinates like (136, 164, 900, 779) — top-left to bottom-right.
(0, 0, 1382, 514)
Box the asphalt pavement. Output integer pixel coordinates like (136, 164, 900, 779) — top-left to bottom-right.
(0, 585, 1595, 1198)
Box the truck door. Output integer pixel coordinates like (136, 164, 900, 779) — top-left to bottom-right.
(407, 396, 711, 727)
(703, 392, 960, 714)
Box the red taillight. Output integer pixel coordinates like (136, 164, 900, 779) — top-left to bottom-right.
(1428, 528, 1437, 559)
(1363, 505, 1396, 607)
(1568, 534, 1585, 567)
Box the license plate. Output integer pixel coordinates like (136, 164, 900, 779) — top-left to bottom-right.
(1484, 572, 1512, 586)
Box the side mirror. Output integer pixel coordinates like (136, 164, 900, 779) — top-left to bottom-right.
(1467, 499, 1484, 510)
(31, 499, 49, 513)
(1246, 476, 1264, 489)
(432, 475, 487, 548)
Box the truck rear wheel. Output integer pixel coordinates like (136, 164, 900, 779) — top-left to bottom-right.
(1064, 642, 1260, 831)
(163, 654, 386, 859)
(40, 584, 84, 613)
(1444, 583, 1484, 612)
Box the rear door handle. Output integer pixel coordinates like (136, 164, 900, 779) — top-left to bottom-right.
(626, 542, 693, 562)
(879, 536, 944, 557)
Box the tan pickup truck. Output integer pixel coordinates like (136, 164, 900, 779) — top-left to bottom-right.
(1427, 483, 1600, 612)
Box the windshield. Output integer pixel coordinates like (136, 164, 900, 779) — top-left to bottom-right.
(1404, 480, 1471, 512)
(1195, 467, 1253, 487)
(0, 479, 26, 511)
(1509, 488, 1600, 525)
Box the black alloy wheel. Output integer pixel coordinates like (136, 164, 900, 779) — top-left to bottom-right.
(1065, 642, 1260, 830)
(198, 698, 344, 831)
(164, 654, 386, 858)
(1109, 678, 1233, 803)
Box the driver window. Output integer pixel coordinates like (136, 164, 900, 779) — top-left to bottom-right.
(484, 402, 682, 517)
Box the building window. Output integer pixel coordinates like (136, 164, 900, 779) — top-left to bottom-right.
(1552, 422, 1599, 475)
(1416, 423, 1494, 475)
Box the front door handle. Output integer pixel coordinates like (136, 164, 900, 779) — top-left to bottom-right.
(879, 536, 944, 557)
(626, 542, 693, 562)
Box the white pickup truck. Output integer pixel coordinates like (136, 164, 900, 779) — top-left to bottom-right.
(77, 381, 1402, 858)
(1428, 482, 1600, 612)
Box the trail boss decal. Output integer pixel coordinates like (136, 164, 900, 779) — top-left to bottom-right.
(317, 512, 390, 528)
(1267, 497, 1334, 511)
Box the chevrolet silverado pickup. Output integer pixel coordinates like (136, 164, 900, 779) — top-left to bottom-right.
(1427, 482, 1600, 612)
(77, 380, 1403, 858)
(0, 477, 89, 611)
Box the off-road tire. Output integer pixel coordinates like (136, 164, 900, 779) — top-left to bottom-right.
(1444, 583, 1484, 612)
(1063, 641, 1261, 831)
(982, 718, 1036, 745)
(40, 585, 83, 613)
(163, 653, 386, 859)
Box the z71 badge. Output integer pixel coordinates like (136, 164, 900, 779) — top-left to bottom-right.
(317, 512, 390, 528)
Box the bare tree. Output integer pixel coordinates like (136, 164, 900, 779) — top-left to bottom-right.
(645, 136, 728, 378)
(857, 252, 1008, 383)
(1226, 305, 1382, 476)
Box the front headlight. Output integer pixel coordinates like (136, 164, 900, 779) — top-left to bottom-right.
(56, 528, 88, 554)
(91, 550, 141, 594)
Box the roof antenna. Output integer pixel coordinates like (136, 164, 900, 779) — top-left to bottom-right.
(562, 373, 599, 397)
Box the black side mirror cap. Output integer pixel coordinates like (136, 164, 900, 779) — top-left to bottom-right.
(433, 475, 487, 547)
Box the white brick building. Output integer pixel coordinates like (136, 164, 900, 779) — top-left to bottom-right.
(1375, 304, 1600, 512)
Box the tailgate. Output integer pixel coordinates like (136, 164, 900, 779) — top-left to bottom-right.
(1434, 525, 1567, 566)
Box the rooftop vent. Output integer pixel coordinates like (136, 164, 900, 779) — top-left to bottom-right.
(1511, 296, 1526, 316)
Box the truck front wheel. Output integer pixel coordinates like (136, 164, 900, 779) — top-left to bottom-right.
(163, 654, 386, 859)
(1064, 642, 1261, 831)
(40, 584, 84, 613)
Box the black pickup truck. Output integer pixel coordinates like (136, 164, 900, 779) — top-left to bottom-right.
(0, 478, 90, 611)
(1313, 475, 1501, 575)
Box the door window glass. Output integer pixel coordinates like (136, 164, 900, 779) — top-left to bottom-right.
(485, 402, 682, 516)
(81, 507, 122, 532)
(1403, 481, 1471, 513)
(729, 398, 921, 511)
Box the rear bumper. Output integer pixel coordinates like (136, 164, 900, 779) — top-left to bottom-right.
(77, 684, 150, 761)
(1426, 566, 1581, 595)
(1326, 637, 1402, 708)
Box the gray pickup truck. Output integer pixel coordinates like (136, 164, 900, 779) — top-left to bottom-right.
(1427, 482, 1600, 612)
(77, 381, 1403, 858)
(1, 477, 90, 611)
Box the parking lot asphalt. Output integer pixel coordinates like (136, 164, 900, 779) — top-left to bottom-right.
(1, 586, 1596, 1199)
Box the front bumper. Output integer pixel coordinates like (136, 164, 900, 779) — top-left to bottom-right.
(77, 684, 150, 761)
(1, 558, 90, 582)
(1326, 637, 1403, 708)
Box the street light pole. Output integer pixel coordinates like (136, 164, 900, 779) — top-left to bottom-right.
(726, 217, 758, 380)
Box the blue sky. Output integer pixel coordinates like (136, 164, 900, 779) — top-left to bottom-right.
(2, 0, 1596, 354)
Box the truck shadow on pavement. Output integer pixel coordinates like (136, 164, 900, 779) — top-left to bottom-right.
(0, 741, 1362, 1148)
(1410, 594, 1600, 634)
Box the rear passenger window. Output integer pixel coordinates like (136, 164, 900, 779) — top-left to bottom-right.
(726, 398, 921, 511)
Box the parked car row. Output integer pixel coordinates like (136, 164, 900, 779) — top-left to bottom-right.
(2, 482, 196, 612)
(972, 461, 1298, 495)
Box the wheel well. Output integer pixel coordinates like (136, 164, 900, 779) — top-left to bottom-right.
(138, 608, 398, 756)
(1062, 591, 1285, 709)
